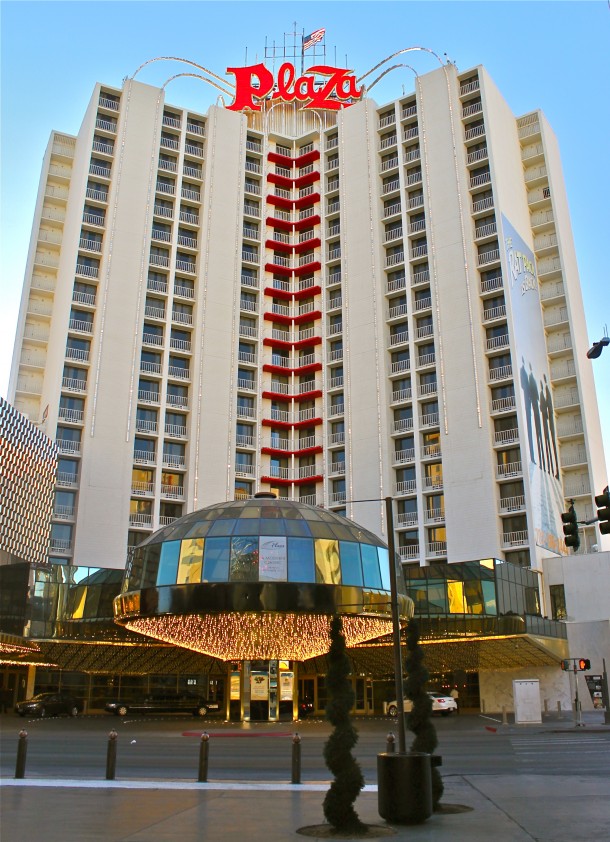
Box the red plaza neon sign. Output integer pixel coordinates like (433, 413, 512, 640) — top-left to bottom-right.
(226, 62, 363, 112)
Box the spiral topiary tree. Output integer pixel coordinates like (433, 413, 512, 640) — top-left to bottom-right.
(404, 618, 444, 809)
(323, 614, 366, 834)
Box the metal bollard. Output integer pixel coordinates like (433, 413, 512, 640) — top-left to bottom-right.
(106, 729, 118, 780)
(15, 730, 28, 779)
(543, 698, 549, 716)
(501, 706, 508, 726)
(291, 732, 301, 784)
(480, 698, 486, 713)
(557, 700, 563, 720)
(198, 732, 210, 782)
(386, 732, 396, 754)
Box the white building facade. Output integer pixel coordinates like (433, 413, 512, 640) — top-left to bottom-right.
(9, 60, 607, 578)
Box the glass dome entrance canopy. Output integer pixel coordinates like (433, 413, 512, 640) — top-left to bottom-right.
(114, 497, 413, 661)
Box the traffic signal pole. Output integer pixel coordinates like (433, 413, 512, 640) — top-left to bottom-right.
(572, 662, 583, 728)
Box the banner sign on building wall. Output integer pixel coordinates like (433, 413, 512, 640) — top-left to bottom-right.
(502, 215, 565, 556)
(259, 536, 287, 581)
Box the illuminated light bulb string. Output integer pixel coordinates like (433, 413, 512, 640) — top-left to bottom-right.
(125, 611, 394, 661)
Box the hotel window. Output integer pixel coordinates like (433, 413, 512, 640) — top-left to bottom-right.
(549, 585, 567, 620)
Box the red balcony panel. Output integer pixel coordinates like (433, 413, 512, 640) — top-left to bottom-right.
(295, 149, 320, 166)
(261, 418, 293, 429)
(259, 474, 322, 486)
(292, 309, 321, 324)
(266, 194, 293, 210)
(267, 172, 293, 189)
(293, 193, 320, 209)
(264, 285, 293, 300)
(263, 336, 292, 349)
(292, 285, 322, 300)
(266, 216, 293, 231)
(264, 261, 292, 276)
(265, 239, 293, 253)
(263, 311, 292, 325)
(261, 444, 323, 457)
(263, 335, 321, 350)
(261, 389, 290, 401)
(268, 151, 293, 166)
(292, 444, 323, 456)
(293, 214, 321, 231)
(292, 416, 323, 428)
(260, 475, 293, 485)
(292, 335, 322, 350)
(294, 388, 322, 401)
(262, 362, 322, 376)
(294, 261, 321, 276)
(292, 474, 323, 485)
(291, 362, 322, 375)
(293, 171, 320, 188)
(263, 363, 293, 376)
(293, 237, 321, 254)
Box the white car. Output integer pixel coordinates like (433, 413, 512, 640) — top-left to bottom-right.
(385, 692, 457, 717)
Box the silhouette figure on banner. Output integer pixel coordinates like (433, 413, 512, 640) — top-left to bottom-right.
(528, 364, 546, 472)
(520, 357, 535, 464)
(543, 374, 559, 479)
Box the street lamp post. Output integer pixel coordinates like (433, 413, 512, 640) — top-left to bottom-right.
(385, 496, 407, 754)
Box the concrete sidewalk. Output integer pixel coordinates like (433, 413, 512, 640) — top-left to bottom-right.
(2, 774, 608, 841)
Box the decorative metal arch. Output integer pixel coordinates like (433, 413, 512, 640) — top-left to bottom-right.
(131, 55, 234, 96)
(160, 72, 228, 103)
(357, 46, 444, 84)
(365, 63, 419, 93)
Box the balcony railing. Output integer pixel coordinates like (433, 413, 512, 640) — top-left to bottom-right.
(502, 530, 529, 547)
(427, 541, 447, 557)
(129, 513, 153, 527)
(489, 364, 513, 381)
(395, 480, 416, 496)
(491, 396, 516, 413)
(57, 439, 81, 455)
(494, 428, 519, 445)
(69, 318, 93, 334)
(496, 461, 523, 478)
(500, 495, 525, 512)
(478, 249, 501, 266)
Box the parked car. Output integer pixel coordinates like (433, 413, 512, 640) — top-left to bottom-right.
(15, 692, 80, 718)
(385, 692, 458, 717)
(299, 699, 314, 718)
(105, 693, 223, 717)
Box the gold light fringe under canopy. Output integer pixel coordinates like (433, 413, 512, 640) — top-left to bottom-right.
(123, 612, 396, 662)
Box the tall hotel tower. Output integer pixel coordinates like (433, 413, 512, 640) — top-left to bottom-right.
(9, 57, 607, 573)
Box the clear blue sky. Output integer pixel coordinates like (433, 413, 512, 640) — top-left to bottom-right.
(1, 0, 608, 480)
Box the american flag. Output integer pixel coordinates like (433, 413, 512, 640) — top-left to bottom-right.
(302, 28, 325, 51)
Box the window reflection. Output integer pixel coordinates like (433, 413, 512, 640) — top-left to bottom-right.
(177, 538, 204, 584)
(314, 539, 341, 584)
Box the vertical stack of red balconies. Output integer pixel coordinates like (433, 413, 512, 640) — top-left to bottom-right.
(261, 144, 324, 494)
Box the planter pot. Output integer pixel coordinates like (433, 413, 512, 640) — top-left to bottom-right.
(377, 751, 432, 825)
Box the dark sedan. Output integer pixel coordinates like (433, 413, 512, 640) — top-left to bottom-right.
(15, 692, 80, 718)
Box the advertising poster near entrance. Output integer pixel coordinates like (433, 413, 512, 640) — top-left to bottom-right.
(251, 671, 269, 700)
(501, 216, 565, 557)
(230, 671, 241, 701)
(280, 671, 294, 702)
(259, 536, 287, 581)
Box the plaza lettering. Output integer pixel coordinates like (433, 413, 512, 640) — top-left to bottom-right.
(226, 62, 362, 111)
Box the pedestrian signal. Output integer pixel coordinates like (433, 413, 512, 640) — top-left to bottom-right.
(578, 658, 591, 671)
